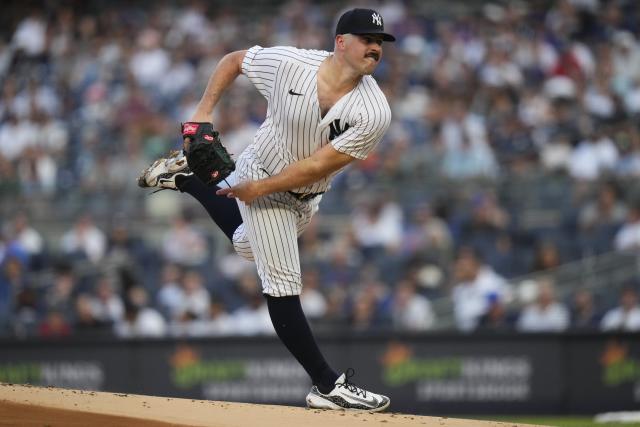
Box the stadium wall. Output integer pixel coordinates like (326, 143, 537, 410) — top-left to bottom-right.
(1, 332, 639, 415)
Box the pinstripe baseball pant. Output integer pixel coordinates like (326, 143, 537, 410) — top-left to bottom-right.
(231, 149, 321, 297)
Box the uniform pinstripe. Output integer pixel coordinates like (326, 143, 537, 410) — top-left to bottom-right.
(232, 45, 391, 296)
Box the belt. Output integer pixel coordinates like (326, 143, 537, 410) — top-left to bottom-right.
(259, 169, 324, 201)
(288, 191, 324, 201)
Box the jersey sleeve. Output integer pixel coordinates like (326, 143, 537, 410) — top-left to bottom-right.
(241, 45, 280, 100)
(330, 101, 392, 160)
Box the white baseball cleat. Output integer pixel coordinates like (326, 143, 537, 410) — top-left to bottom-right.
(306, 369, 390, 412)
(137, 150, 193, 191)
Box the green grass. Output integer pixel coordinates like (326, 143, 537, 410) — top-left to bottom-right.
(468, 415, 640, 427)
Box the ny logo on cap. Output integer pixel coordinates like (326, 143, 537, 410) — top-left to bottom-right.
(372, 12, 382, 26)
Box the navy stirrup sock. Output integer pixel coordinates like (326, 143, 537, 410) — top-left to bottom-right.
(265, 294, 339, 394)
(178, 175, 243, 241)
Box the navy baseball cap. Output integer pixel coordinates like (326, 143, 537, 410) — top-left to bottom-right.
(335, 8, 396, 42)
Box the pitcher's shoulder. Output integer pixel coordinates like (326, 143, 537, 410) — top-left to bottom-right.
(358, 76, 392, 116)
(263, 46, 330, 66)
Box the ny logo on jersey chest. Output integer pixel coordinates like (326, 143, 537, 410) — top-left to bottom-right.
(329, 119, 351, 141)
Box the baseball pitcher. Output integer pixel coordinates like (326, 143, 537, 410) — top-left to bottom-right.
(139, 8, 394, 411)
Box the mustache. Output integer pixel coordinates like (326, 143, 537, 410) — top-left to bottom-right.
(365, 52, 380, 61)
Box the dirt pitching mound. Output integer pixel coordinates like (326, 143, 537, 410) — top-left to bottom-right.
(0, 383, 543, 427)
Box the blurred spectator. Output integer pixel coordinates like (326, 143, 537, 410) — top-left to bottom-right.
(216, 245, 257, 283)
(349, 290, 380, 332)
(207, 302, 236, 336)
(538, 97, 582, 172)
(4, 0, 640, 337)
(74, 294, 113, 336)
(402, 202, 452, 261)
(582, 70, 619, 121)
(440, 99, 498, 179)
(0, 157, 19, 197)
(18, 146, 57, 195)
(530, 240, 562, 273)
(8, 212, 43, 261)
(177, 269, 210, 320)
(0, 114, 35, 161)
(612, 31, 640, 97)
(614, 126, 640, 178)
(219, 106, 260, 156)
(351, 196, 403, 257)
(390, 279, 435, 331)
(456, 192, 519, 277)
(614, 200, 640, 251)
(230, 272, 274, 335)
(115, 286, 166, 338)
(476, 293, 515, 332)
(579, 181, 627, 254)
(12, 11, 47, 59)
(319, 237, 361, 288)
(38, 310, 71, 338)
(321, 287, 349, 328)
(156, 263, 185, 320)
(12, 285, 39, 337)
(459, 191, 510, 251)
(570, 288, 601, 330)
(348, 268, 391, 331)
(0, 253, 29, 333)
(129, 28, 171, 88)
(170, 300, 236, 338)
(517, 278, 570, 332)
(600, 286, 640, 332)
(567, 129, 619, 181)
(89, 276, 124, 325)
(104, 221, 147, 269)
(300, 268, 327, 320)
(60, 215, 107, 264)
(451, 247, 511, 331)
(161, 211, 209, 267)
(231, 293, 274, 336)
(579, 182, 627, 232)
(479, 43, 523, 89)
(44, 263, 76, 314)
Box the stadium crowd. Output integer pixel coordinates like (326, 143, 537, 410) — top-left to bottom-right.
(2, 0, 640, 339)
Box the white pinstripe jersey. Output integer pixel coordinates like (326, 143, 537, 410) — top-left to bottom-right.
(241, 45, 392, 194)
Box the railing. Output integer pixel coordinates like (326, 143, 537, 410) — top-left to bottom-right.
(430, 250, 640, 330)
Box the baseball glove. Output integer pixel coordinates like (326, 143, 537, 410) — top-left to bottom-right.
(181, 122, 235, 186)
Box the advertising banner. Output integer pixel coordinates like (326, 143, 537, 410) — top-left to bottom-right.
(567, 336, 640, 413)
(0, 333, 638, 415)
(0, 342, 131, 392)
(367, 337, 564, 414)
(132, 339, 312, 402)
